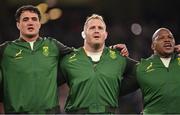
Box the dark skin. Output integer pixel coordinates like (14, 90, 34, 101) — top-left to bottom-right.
(120, 28, 178, 96)
(151, 28, 175, 58)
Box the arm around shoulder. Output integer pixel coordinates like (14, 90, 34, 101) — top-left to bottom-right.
(52, 38, 75, 56)
(120, 57, 140, 96)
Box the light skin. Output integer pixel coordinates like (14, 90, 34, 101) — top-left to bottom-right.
(0, 10, 42, 113)
(16, 11, 41, 42)
(151, 28, 175, 58)
(16, 12, 128, 55)
(83, 18, 107, 52)
(83, 18, 128, 56)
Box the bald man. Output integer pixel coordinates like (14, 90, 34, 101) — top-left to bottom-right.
(120, 28, 180, 114)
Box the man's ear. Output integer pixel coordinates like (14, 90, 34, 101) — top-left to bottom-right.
(16, 22, 20, 30)
(81, 31, 86, 39)
(151, 42, 155, 50)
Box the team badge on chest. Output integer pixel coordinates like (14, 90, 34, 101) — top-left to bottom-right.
(42, 46, 49, 56)
(177, 57, 180, 65)
(109, 50, 117, 59)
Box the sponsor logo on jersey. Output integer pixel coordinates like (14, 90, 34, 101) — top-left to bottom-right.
(14, 49, 23, 59)
(109, 50, 117, 59)
(69, 53, 77, 62)
(42, 46, 49, 56)
(145, 62, 154, 72)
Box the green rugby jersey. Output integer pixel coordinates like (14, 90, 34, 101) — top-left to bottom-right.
(0, 37, 72, 113)
(136, 54, 180, 114)
(60, 47, 129, 113)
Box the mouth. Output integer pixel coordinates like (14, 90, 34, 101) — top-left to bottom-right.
(163, 43, 173, 49)
(93, 35, 100, 39)
(27, 27, 34, 31)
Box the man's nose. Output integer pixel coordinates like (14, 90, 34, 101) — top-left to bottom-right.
(27, 20, 34, 25)
(27, 23, 33, 26)
(164, 37, 171, 42)
(28, 19, 35, 23)
(94, 28, 100, 32)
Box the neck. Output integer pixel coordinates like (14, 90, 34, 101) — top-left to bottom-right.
(84, 43, 104, 53)
(160, 55, 171, 58)
(154, 52, 172, 58)
(20, 34, 39, 42)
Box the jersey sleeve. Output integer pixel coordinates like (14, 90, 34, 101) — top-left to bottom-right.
(0, 41, 9, 62)
(52, 39, 74, 56)
(57, 56, 70, 86)
(0, 41, 9, 102)
(120, 57, 140, 96)
(57, 61, 67, 86)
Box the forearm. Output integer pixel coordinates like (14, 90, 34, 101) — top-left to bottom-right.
(120, 75, 139, 96)
(120, 57, 140, 96)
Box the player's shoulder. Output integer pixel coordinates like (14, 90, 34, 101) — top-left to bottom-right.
(106, 47, 126, 59)
(41, 36, 56, 42)
(61, 47, 81, 61)
(0, 41, 10, 47)
(136, 56, 154, 70)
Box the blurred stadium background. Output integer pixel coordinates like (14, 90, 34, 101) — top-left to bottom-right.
(0, 0, 180, 113)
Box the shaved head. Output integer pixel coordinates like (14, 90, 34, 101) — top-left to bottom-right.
(152, 28, 173, 41)
(151, 27, 175, 58)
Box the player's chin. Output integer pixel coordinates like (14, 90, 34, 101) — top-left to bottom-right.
(164, 50, 174, 55)
(25, 33, 37, 38)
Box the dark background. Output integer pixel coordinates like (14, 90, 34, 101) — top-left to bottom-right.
(0, 0, 180, 113)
